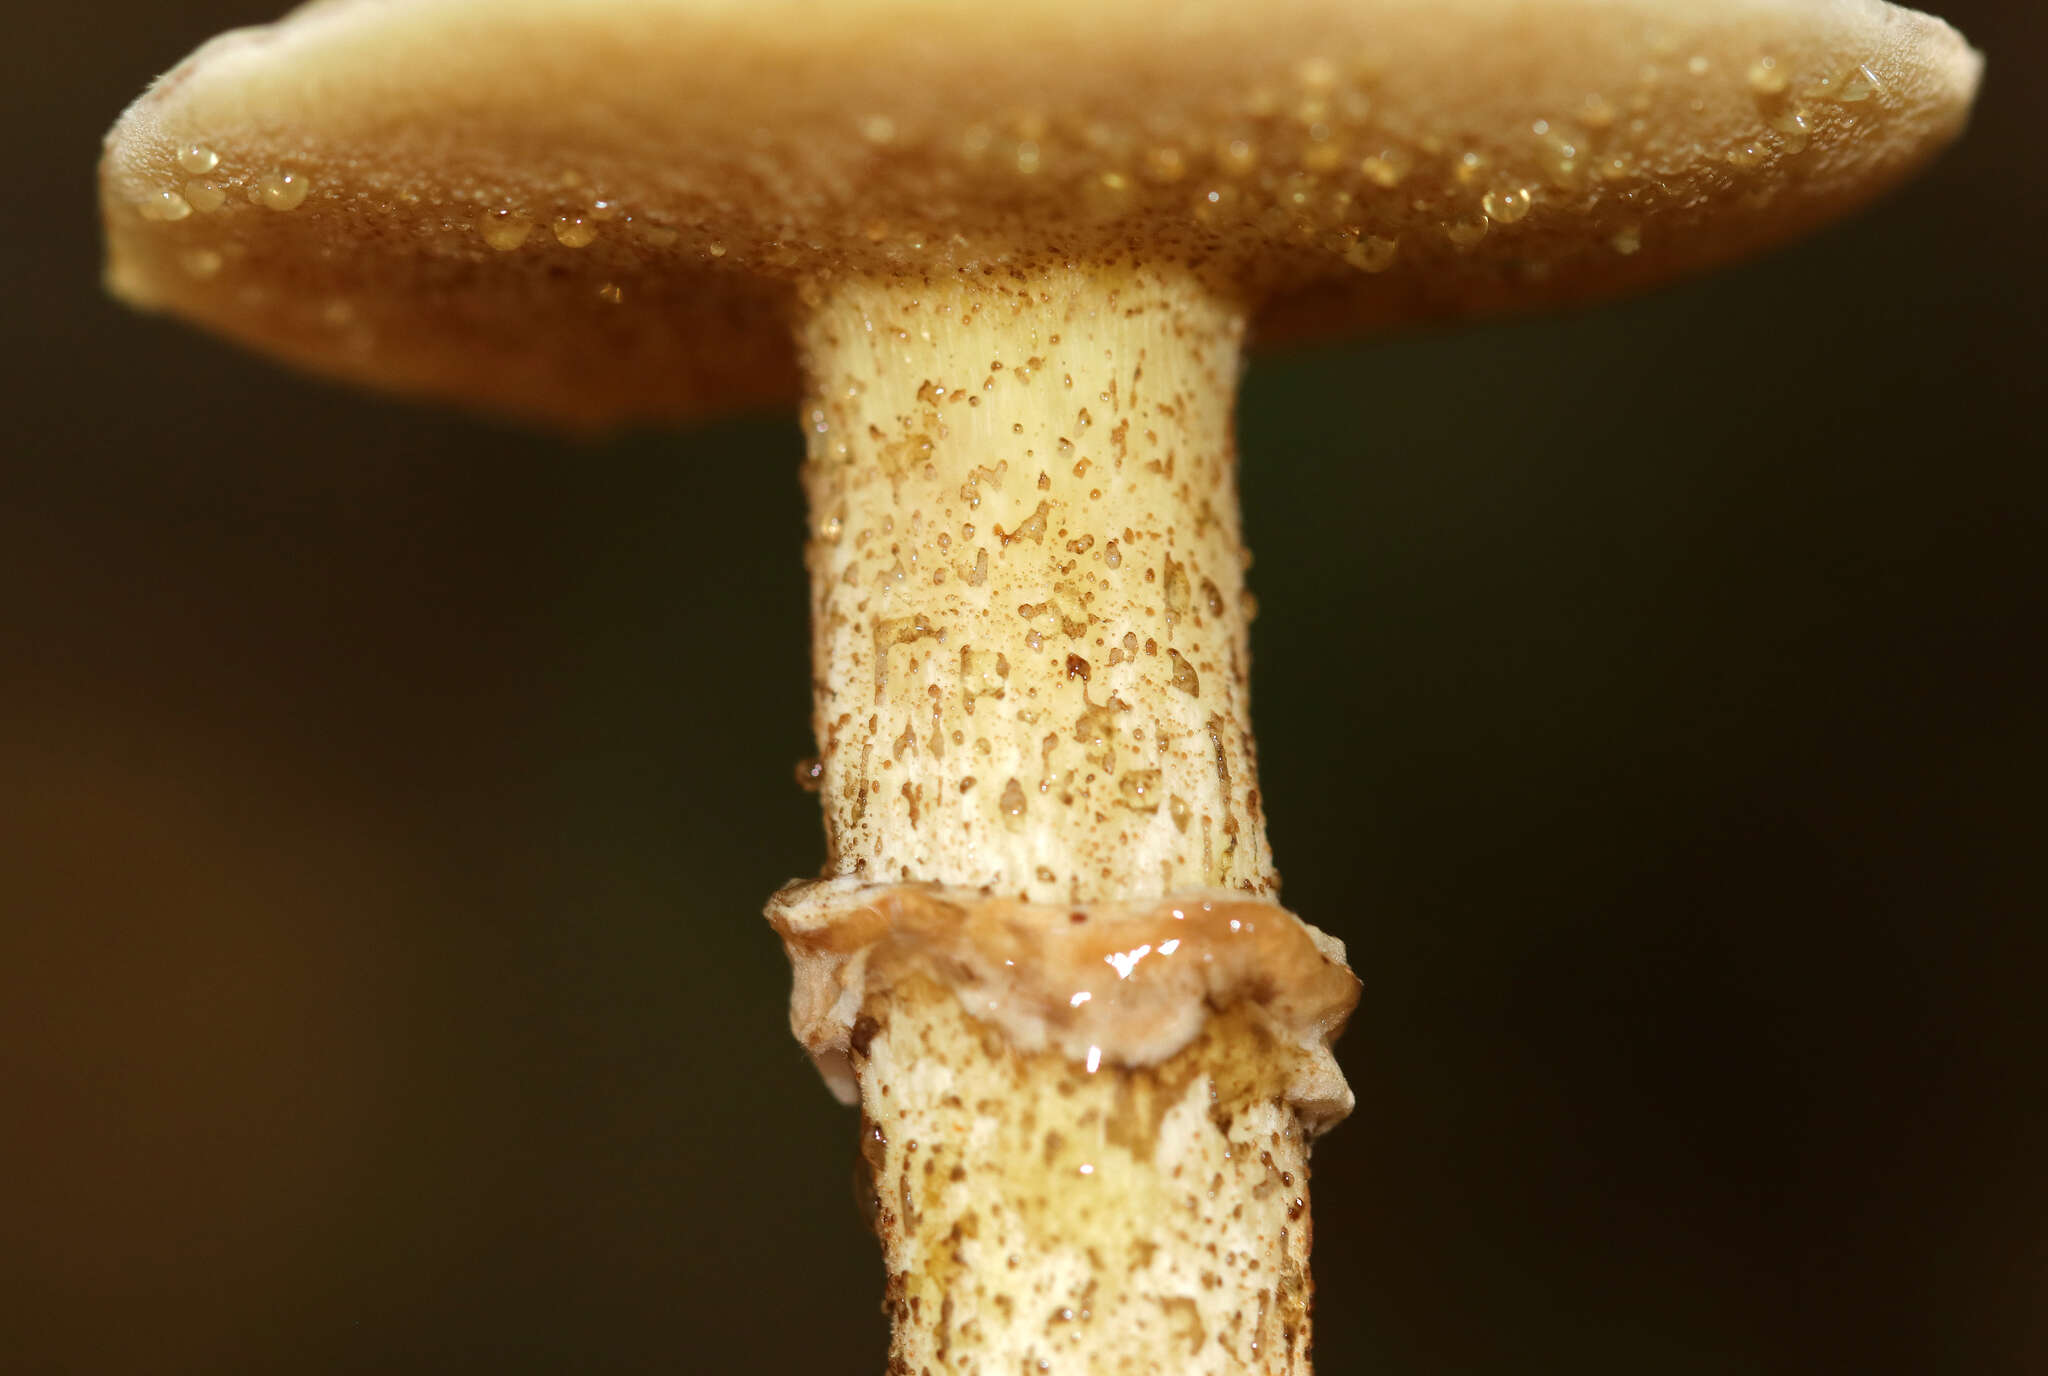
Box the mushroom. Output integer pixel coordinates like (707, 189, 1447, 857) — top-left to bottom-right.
(100, 1, 1980, 1370)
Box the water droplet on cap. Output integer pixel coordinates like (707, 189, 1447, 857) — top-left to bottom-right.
(1482, 186, 1531, 224)
(183, 181, 226, 213)
(1359, 148, 1411, 187)
(1444, 213, 1489, 248)
(138, 189, 192, 221)
(551, 215, 597, 247)
(255, 170, 310, 211)
(1769, 107, 1814, 153)
(1343, 234, 1398, 273)
(480, 213, 533, 250)
(1748, 56, 1788, 95)
(1836, 63, 1879, 102)
(177, 143, 219, 174)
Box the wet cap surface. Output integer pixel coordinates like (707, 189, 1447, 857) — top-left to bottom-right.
(102, 0, 1981, 428)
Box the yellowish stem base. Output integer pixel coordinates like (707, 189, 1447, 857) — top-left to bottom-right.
(859, 977, 1318, 1375)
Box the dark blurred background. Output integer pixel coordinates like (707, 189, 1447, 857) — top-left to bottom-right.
(4, 2, 2042, 1372)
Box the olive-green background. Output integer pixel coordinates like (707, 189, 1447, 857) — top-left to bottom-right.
(4, 2, 2041, 1371)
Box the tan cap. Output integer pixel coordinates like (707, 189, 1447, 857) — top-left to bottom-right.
(102, 0, 1980, 428)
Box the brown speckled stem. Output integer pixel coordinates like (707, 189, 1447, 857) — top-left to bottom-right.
(778, 264, 1356, 1373)
(798, 264, 1269, 904)
(861, 979, 1320, 1374)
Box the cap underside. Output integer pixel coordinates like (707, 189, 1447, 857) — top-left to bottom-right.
(102, 0, 1980, 427)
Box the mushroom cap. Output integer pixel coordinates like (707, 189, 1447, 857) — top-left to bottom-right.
(102, 0, 1980, 428)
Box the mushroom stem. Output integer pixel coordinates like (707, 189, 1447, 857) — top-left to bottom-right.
(784, 265, 1355, 1372)
(857, 975, 1318, 1374)
(796, 264, 1272, 902)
